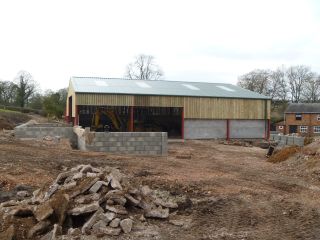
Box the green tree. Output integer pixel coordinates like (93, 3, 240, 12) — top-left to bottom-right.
(28, 93, 43, 109)
(14, 71, 37, 108)
(42, 88, 67, 118)
(0, 80, 17, 105)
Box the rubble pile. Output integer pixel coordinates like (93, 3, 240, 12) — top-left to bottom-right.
(0, 164, 182, 239)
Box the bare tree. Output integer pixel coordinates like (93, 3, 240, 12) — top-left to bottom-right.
(287, 65, 313, 103)
(269, 67, 288, 102)
(14, 70, 37, 108)
(302, 75, 320, 102)
(237, 69, 270, 95)
(125, 54, 164, 80)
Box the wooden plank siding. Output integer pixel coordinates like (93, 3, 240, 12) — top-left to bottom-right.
(74, 93, 270, 120)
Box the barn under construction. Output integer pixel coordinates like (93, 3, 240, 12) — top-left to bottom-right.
(66, 77, 271, 139)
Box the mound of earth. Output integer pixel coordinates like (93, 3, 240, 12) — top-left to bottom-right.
(0, 112, 31, 130)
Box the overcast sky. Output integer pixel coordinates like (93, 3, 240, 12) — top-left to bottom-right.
(0, 0, 319, 91)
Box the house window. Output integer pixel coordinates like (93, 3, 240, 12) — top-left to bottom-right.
(278, 126, 284, 130)
(314, 126, 320, 133)
(300, 126, 308, 133)
(317, 115, 320, 121)
(296, 114, 302, 120)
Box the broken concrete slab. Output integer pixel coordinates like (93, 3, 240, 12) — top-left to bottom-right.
(153, 198, 178, 209)
(140, 185, 152, 196)
(89, 180, 109, 193)
(81, 207, 104, 234)
(43, 183, 59, 201)
(111, 196, 127, 206)
(67, 228, 81, 236)
(120, 218, 133, 233)
(101, 211, 115, 223)
(110, 178, 122, 190)
(16, 190, 30, 198)
(68, 202, 100, 216)
(92, 220, 107, 233)
(0, 164, 179, 238)
(60, 181, 77, 191)
(94, 226, 121, 236)
(125, 194, 140, 206)
(69, 177, 99, 198)
(105, 204, 128, 215)
(145, 207, 169, 219)
(54, 170, 78, 185)
(109, 218, 120, 228)
(74, 193, 100, 204)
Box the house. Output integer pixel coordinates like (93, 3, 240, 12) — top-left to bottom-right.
(283, 103, 320, 136)
(66, 77, 271, 139)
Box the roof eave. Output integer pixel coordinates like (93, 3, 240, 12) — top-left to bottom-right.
(73, 91, 270, 100)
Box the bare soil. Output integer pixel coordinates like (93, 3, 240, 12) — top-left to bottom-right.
(1, 135, 320, 239)
(0, 112, 31, 129)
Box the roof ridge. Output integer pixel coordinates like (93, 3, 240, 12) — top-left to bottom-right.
(71, 76, 236, 85)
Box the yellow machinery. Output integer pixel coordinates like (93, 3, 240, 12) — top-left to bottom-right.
(91, 108, 121, 131)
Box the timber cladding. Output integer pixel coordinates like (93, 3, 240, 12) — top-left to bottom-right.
(74, 93, 270, 120)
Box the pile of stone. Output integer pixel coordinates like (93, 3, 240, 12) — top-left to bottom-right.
(0, 164, 181, 239)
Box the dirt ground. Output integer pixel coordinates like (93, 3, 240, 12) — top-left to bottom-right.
(1, 134, 320, 239)
(0, 112, 31, 130)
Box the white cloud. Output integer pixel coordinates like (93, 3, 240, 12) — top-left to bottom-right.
(0, 0, 319, 90)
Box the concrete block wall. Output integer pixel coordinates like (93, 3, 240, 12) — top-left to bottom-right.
(229, 120, 265, 139)
(184, 120, 226, 139)
(14, 124, 77, 146)
(270, 134, 304, 146)
(78, 130, 167, 156)
(184, 119, 266, 139)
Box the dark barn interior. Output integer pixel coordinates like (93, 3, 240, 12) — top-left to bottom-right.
(78, 105, 182, 138)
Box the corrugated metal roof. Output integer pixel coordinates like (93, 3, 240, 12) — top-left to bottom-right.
(285, 103, 320, 113)
(70, 77, 270, 100)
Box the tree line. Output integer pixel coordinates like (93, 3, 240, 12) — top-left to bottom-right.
(237, 65, 320, 104)
(0, 70, 67, 118)
(0, 54, 162, 119)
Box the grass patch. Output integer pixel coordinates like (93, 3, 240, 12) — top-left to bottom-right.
(0, 109, 19, 113)
(267, 146, 300, 163)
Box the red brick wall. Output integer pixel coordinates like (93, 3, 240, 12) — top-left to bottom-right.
(285, 113, 320, 136)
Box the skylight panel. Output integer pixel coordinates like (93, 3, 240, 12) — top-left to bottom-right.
(182, 84, 200, 90)
(217, 85, 235, 92)
(95, 80, 108, 87)
(135, 81, 151, 88)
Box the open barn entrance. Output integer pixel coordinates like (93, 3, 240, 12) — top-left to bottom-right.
(134, 107, 182, 138)
(77, 105, 182, 138)
(78, 106, 130, 132)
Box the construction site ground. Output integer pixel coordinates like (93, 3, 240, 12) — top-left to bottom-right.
(1, 133, 320, 239)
